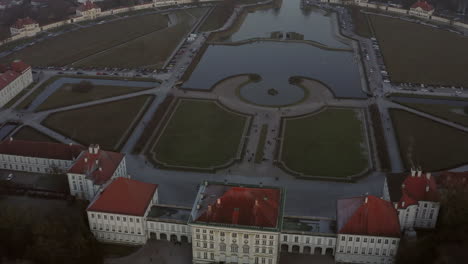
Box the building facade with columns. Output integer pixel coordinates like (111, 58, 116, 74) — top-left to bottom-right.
(76, 1, 102, 19)
(87, 177, 159, 245)
(383, 169, 440, 231)
(10, 18, 40, 37)
(188, 182, 285, 264)
(0, 60, 33, 108)
(66, 144, 127, 201)
(335, 195, 401, 264)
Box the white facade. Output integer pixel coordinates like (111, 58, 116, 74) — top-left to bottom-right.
(10, 22, 40, 37)
(279, 233, 336, 255)
(67, 157, 127, 201)
(76, 6, 102, 20)
(397, 201, 439, 231)
(0, 67, 33, 108)
(87, 189, 159, 245)
(147, 220, 191, 242)
(409, 6, 434, 18)
(0, 151, 73, 173)
(335, 234, 399, 264)
(190, 224, 280, 264)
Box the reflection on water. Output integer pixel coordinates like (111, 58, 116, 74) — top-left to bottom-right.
(227, 0, 349, 48)
(183, 42, 365, 100)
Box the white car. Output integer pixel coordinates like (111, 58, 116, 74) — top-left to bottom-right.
(6, 174, 13, 181)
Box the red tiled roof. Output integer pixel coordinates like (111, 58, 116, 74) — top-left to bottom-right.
(12, 17, 38, 29)
(195, 186, 281, 228)
(438, 171, 468, 188)
(0, 139, 84, 160)
(77, 0, 98, 11)
(337, 195, 401, 238)
(411, 1, 434, 12)
(87, 177, 158, 216)
(68, 145, 124, 185)
(11, 60, 30, 73)
(398, 172, 439, 209)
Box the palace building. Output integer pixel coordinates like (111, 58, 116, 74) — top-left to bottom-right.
(383, 169, 440, 231)
(409, 1, 435, 18)
(76, 1, 102, 20)
(10, 18, 40, 37)
(0, 60, 33, 108)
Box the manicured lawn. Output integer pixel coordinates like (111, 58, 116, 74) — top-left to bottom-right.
(76, 9, 207, 69)
(0, 13, 169, 66)
(12, 126, 58, 143)
(348, 6, 372, 38)
(151, 99, 248, 169)
(42, 95, 153, 151)
(36, 84, 153, 111)
(390, 109, 468, 170)
(395, 102, 468, 127)
(281, 108, 368, 177)
(369, 15, 468, 86)
(16, 77, 60, 110)
(255, 124, 268, 163)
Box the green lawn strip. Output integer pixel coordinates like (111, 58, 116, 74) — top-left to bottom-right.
(3, 81, 38, 109)
(390, 109, 468, 171)
(395, 101, 468, 127)
(35, 173, 70, 193)
(369, 14, 468, 86)
(42, 95, 153, 151)
(152, 99, 248, 168)
(12, 126, 58, 143)
(389, 93, 468, 102)
(281, 108, 368, 177)
(254, 124, 268, 164)
(16, 76, 61, 110)
(76, 11, 199, 69)
(348, 6, 372, 38)
(36, 84, 153, 112)
(0, 13, 169, 66)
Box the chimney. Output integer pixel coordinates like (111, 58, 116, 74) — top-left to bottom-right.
(394, 203, 398, 209)
(365, 196, 368, 203)
(207, 205, 212, 218)
(417, 169, 422, 177)
(94, 145, 100, 154)
(9, 137, 13, 142)
(402, 201, 405, 207)
(425, 185, 429, 192)
(84, 157, 88, 163)
(426, 173, 431, 180)
(255, 199, 259, 207)
(232, 208, 240, 225)
(99, 167, 102, 171)
(95, 159, 99, 165)
(402, 183, 405, 189)
(88, 145, 93, 154)
(69, 143, 73, 146)
(411, 168, 416, 177)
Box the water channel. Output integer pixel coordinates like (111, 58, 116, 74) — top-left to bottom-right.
(183, 0, 366, 106)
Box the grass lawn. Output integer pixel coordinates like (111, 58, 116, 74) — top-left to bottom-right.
(199, 5, 233, 32)
(281, 108, 368, 177)
(255, 124, 268, 163)
(12, 126, 58, 143)
(348, 6, 372, 38)
(395, 101, 468, 127)
(369, 15, 468, 87)
(99, 243, 141, 258)
(42, 95, 153, 151)
(16, 77, 60, 110)
(3, 81, 37, 109)
(152, 99, 248, 169)
(36, 83, 153, 111)
(76, 9, 207, 69)
(390, 109, 468, 170)
(0, 13, 169, 66)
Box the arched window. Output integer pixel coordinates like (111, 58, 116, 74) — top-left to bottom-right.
(243, 245, 249, 253)
(220, 243, 226, 251)
(231, 244, 238, 253)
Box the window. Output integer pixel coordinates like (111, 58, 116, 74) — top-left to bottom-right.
(339, 246, 344, 253)
(268, 248, 273, 254)
(347, 246, 351, 253)
(203, 252, 207, 259)
(203, 235, 207, 240)
(232, 233, 237, 238)
(220, 243, 226, 251)
(262, 248, 266, 253)
(203, 242, 207, 248)
(269, 236, 273, 239)
(110, 216, 113, 220)
(328, 239, 332, 246)
(376, 248, 380, 255)
(370, 238, 374, 243)
(283, 236, 287, 242)
(348, 237, 353, 241)
(231, 244, 238, 253)
(356, 237, 360, 242)
(256, 235, 260, 238)
(390, 249, 394, 256)
(104, 215, 107, 220)
(221, 232, 225, 236)
(243, 245, 249, 253)
(363, 238, 367, 243)
(196, 242, 200, 247)
(256, 240, 260, 245)
(130, 218, 133, 223)
(392, 240, 396, 245)
(354, 247, 358, 254)
(98, 214, 101, 219)
(368, 248, 373, 255)
(210, 253, 214, 260)
(306, 237, 310, 244)
(210, 235, 213, 240)
(262, 235, 266, 239)
(385, 239, 388, 244)
(196, 229, 200, 233)
(202, 229, 206, 233)
(196, 234, 200, 239)
(91, 214, 95, 218)
(209, 230, 213, 234)
(244, 234, 249, 239)
(255, 257, 259, 264)
(262, 240, 266, 245)
(317, 238, 321, 244)
(136, 219, 140, 223)
(123, 217, 126, 221)
(117, 216, 120, 221)
(383, 249, 387, 256)
(255, 247, 259, 253)
(210, 243, 214, 249)
(341, 236, 345, 241)
(361, 248, 366, 254)
(269, 240, 273, 246)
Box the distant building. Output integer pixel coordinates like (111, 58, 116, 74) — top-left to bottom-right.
(409, 1, 435, 18)
(76, 0, 101, 20)
(383, 169, 440, 231)
(437, 171, 468, 190)
(335, 195, 401, 264)
(188, 182, 285, 264)
(66, 144, 128, 200)
(87, 177, 159, 245)
(0, 60, 33, 108)
(10, 17, 40, 37)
